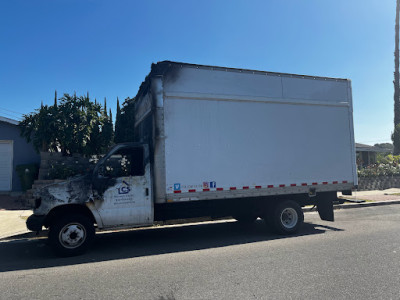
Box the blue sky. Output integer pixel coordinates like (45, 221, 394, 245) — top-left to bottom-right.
(0, 0, 396, 145)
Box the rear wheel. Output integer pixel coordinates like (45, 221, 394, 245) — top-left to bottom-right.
(49, 214, 95, 257)
(265, 200, 304, 235)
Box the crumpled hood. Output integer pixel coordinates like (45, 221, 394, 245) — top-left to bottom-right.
(33, 175, 93, 215)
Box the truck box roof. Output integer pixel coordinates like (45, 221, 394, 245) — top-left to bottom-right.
(135, 61, 349, 99)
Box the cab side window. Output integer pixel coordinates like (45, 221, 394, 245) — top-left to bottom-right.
(100, 147, 144, 178)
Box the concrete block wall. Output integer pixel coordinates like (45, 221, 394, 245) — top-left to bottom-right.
(38, 152, 91, 180)
(357, 176, 400, 191)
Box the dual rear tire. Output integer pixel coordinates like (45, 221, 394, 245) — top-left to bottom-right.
(264, 200, 304, 235)
(233, 200, 304, 234)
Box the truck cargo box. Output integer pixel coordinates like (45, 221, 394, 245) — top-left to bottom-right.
(134, 61, 356, 204)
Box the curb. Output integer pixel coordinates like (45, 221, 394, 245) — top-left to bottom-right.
(303, 199, 400, 213)
(0, 230, 47, 242)
(0, 230, 30, 241)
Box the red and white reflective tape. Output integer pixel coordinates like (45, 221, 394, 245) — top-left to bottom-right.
(173, 181, 350, 193)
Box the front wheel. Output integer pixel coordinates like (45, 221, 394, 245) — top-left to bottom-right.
(265, 200, 304, 235)
(49, 214, 95, 257)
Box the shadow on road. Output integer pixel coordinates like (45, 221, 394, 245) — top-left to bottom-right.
(0, 219, 343, 273)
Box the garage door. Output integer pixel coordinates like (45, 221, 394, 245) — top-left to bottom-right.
(0, 141, 13, 191)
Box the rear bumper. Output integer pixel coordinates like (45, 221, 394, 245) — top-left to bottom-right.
(26, 214, 45, 232)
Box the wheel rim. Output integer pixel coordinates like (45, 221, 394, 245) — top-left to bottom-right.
(59, 223, 86, 249)
(280, 207, 298, 229)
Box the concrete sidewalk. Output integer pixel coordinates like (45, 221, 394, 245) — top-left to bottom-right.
(1, 189, 400, 241)
(0, 210, 32, 240)
(339, 188, 400, 202)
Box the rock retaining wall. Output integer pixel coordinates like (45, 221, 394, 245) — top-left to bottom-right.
(357, 176, 400, 191)
(38, 152, 91, 180)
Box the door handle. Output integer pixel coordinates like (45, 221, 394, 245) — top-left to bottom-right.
(145, 188, 149, 196)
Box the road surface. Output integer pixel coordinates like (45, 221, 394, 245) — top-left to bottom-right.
(0, 205, 399, 299)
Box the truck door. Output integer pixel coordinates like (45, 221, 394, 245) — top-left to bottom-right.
(92, 144, 153, 228)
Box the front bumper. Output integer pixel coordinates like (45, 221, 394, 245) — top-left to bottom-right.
(26, 214, 46, 232)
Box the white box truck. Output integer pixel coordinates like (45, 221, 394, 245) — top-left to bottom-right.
(27, 61, 357, 256)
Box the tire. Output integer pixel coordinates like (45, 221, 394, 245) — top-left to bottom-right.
(266, 200, 304, 235)
(48, 214, 95, 257)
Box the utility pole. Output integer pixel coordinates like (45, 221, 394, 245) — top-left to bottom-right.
(394, 0, 400, 154)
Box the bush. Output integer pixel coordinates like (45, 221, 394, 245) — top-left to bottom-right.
(358, 163, 400, 177)
(376, 154, 400, 164)
(15, 164, 39, 191)
(47, 160, 95, 180)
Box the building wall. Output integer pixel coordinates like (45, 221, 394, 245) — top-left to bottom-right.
(0, 121, 40, 191)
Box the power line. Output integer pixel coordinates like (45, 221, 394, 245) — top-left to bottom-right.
(0, 111, 22, 120)
(0, 110, 23, 118)
(0, 107, 24, 115)
(0, 110, 24, 120)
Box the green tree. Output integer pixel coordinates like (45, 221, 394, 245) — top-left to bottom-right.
(114, 97, 123, 143)
(374, 143, 394, 152)
(392, 124, 400, 157)
(79, 92, 104, 155)
(56, 93, 87, 154)
(118, 97, 136, 142)
(19, 92, 114, 156)
(19, 104, 58, 152)
(99, 98, 114, 153)
(54, 90, 58, 107)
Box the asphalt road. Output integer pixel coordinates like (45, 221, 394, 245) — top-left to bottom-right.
(0, 205, 400, 300)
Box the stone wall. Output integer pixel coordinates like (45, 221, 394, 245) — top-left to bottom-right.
(357, 176, 400, 191)
(38, 152, 91, 180)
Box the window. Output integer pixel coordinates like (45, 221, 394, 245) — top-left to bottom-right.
(100, 147, 144, 178)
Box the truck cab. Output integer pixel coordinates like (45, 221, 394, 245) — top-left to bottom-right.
(26, 143, 153, 256)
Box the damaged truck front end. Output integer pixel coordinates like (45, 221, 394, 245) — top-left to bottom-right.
(26, 174, 95, 232)
(26, 143, 152, 256)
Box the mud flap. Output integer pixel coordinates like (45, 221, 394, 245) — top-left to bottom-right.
(316, 193, 334, 222)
